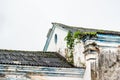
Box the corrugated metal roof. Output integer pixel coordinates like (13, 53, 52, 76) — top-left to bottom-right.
(0, 49, 74, 68)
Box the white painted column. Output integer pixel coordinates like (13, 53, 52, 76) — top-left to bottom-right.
(83, 61, 91, 80)
(83, 40, 99, 80)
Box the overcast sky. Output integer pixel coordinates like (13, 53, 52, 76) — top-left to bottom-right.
(0, 0, 120, 51)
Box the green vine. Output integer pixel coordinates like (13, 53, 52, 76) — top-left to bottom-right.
(64, 30, 97, 65)
(73, 30, 97, 40)
(64, 31, 74, 64)
(64, 30, 97, 49)
(64, 31, 74, 49)
(73, 30, 82, 39)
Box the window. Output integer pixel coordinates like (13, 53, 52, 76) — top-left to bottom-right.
(54, 34, 57, 44)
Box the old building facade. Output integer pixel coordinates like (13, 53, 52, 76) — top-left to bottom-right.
(44, 23, 120, 80)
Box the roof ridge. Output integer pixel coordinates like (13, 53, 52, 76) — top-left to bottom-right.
(0, 49, 57, 53)
(52, 22, 120, 35)
(52, 22, 83, 28)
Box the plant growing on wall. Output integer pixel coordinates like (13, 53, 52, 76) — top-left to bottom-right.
(83, 32, 97, 39)
(73, 30, 81, 39)
(64, 30, 97, 65)
(64, 31, 74, 64)
(73, 30, 97, 40)
(64, 31, 74, 49)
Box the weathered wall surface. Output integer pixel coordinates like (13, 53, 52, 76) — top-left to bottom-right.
(47, 27, 67, 57)
(94, 48, 120, 80)
(74, 40, 85, 67)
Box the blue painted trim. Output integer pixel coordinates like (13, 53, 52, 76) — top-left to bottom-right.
(43, 25, 56, 51)
(0, 64, 85, 78)
(91, 33, 120, 48)
(96, 33, 120, 43)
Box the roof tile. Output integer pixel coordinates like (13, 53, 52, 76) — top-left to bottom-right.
(0, 49, 74, 68)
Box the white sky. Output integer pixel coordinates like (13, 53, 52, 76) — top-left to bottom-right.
(0, 0, 120, 51)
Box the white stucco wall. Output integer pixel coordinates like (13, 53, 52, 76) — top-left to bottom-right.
(47, 27, 68, 57)
(74, 40, 85, 67)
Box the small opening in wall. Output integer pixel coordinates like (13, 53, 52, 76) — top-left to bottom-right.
(54, 34, 57, 44)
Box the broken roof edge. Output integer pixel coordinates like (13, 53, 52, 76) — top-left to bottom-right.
(52, 22, 120, 36)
